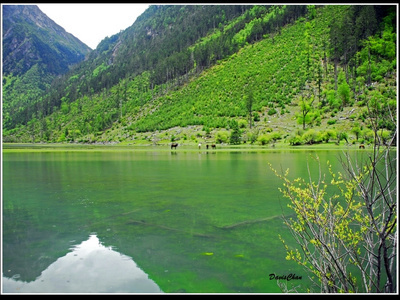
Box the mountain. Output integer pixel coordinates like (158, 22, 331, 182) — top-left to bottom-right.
(2, 5, 397, 146)
(2, 5, 91, 75)
(2, 5, 91, 129)
(3, 4, 307, 132)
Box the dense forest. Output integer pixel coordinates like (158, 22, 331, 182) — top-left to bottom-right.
(2, 5, 397, 146)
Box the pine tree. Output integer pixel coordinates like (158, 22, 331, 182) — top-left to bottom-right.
(245, 89, 254, 129)
(229, 120, 241, 145)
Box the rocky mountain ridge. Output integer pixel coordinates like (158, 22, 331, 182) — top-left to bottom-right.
(3, 5, 91, 76)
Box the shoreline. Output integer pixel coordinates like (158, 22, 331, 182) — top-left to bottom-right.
(2, 141, 381, 153)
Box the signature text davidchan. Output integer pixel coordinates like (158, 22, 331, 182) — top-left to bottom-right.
(269, 273, 302, 281)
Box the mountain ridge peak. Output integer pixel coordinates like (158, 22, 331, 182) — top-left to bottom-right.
(2, 4, 91, 76)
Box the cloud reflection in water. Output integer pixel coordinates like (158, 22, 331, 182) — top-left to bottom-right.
(3, 234, 163, 294)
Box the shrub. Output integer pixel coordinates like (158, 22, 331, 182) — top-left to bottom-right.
(321, 129, 337, 143)
(327, 119, 337, 125)
(215, 131, 229, 143)
(270, 132, 282, 142)
(258, 134, 271, 145)
(57, 132, 66, 143)
(289, 135, 304, 146)
(265, 127, 273, 133)
(202, 126, 211, 136)
(302, 129, 323, 145)
(246, 130, 259, 144)
(238, 119, 248, 128)
(268, 108, 277, 115)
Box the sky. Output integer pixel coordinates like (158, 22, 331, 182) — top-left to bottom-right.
(37, 4, 150, 49)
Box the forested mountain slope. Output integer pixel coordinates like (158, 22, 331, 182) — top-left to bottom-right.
(3, 5, 251, 126)
(2, 5, 91, 130)
(3, 5, 397, 146)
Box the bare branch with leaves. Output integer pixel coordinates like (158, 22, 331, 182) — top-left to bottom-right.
(270, 140, 396, 292)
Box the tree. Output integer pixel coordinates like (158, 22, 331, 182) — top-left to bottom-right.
(337, 131, 349, 145)
(337, 71, 351, 108)
(245, 89, 254, 128)
(249, 19, 263, 42)
(355, 6, 378, 42)
(270, 108, 397, 293)
(317, 60, 324, 105)
(329, 13, 343, 91)
(297, 95, 314, 130)
(326, 89, 341, 110)
(307, 5, 317, 20)
(229, 119, 241, 145)
(351, 124, 362, 141)
(246, 127, 259, 144)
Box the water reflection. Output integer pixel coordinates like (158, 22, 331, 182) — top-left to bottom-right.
(4, 150, 350, 292)
(2, 234, 163, 294)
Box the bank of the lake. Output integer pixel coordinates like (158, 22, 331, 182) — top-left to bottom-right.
(2, 141, 374, 153)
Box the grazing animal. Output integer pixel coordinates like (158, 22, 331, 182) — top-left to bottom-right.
(206, 145, 209, 149)
(211, 144, 216, 149)
(359, 144, 365, 149)
(171, 143, 178, 149)
(198, 143, 202, 149)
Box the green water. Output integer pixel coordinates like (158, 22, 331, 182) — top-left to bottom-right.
(1, 149, 364, 293)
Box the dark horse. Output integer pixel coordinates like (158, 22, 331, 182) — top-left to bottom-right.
(171, 143, 178, 150)
(211, 144, 216, 149)
(359, 144, 365, 149)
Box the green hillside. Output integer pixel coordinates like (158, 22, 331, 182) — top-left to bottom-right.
(2, 5, 91, 130)
(3, 5, 396, 146)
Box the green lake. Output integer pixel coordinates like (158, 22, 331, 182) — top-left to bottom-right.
(2, 147, 373, 293)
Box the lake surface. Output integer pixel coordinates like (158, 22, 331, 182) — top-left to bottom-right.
(2, 148, 372, 293)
